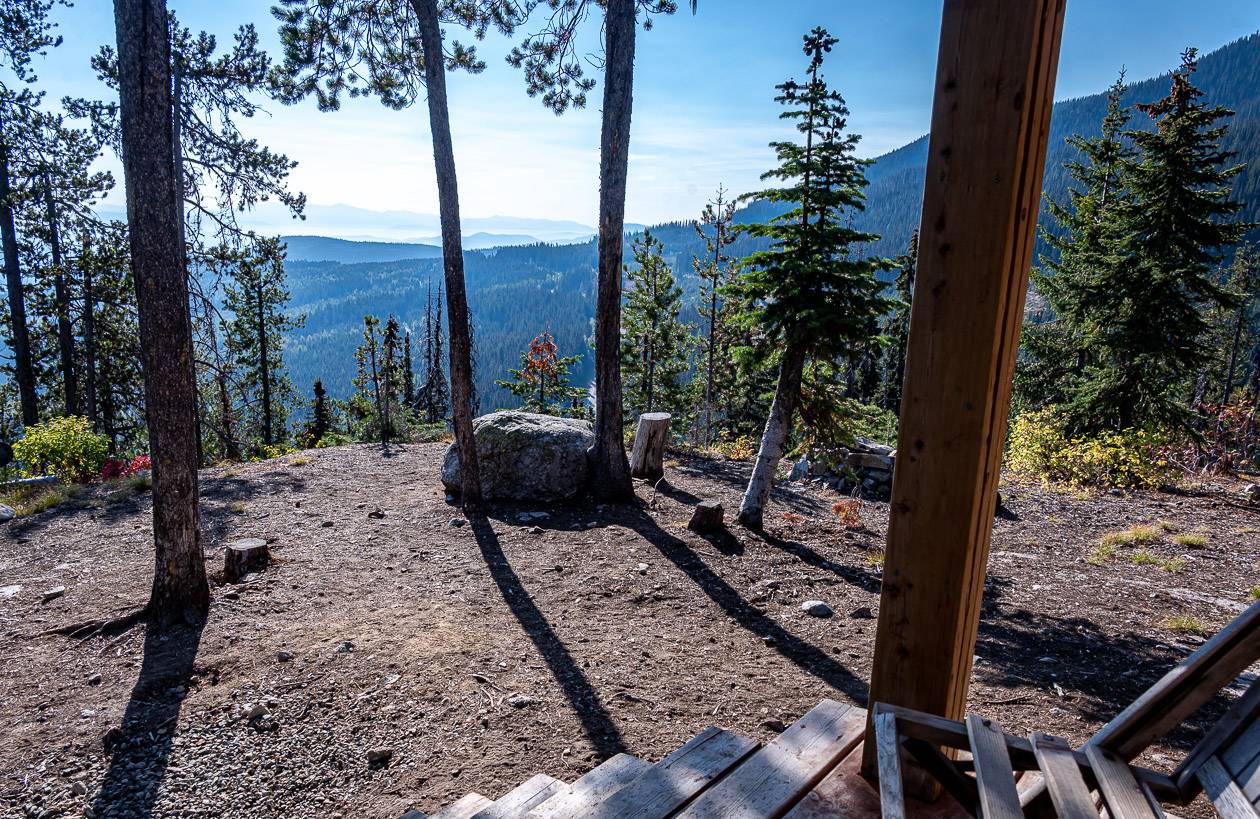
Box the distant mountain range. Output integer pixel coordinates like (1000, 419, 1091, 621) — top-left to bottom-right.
(276, 33, 1260, 413)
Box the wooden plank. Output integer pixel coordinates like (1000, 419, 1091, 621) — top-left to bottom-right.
(874, 711, 907, 819)
(582, 727, 758, 819)
(678, 699, 866, 818)
(903, 737, 980, 812)
(1176, 679, 1260, 794)
(1224, 719, 1260, 777)
(863, 0, 1069, 775)
(875, 702, 1180, 799)
(432, 794, 493, 819)
(1084, 744, 1163, 819)
(1094, 599, 1260, 761)
(526, 754, 653, 819)
(966, 714, 1023, 819)
(473, 774, 565, 819)
(1031, 732, 1100, 819)
(1198, 756, 1260, 819)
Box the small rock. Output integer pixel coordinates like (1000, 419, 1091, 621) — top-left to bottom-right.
(449, 517, 467, 528)
(506, 693, 536, 709)
(760, 718, 787, 733)
(41, 586, 66, 604)
(800, 600, 833, 618)
(222, 589, 239, 601)
(87, 673, 102, 686)
(635, 563, 648, 575)
(246, 703, 270, 720)
(1242, 483, 1260, 505)
(80, 708, 96, 719)
(277, 650, 294, 663)
(70, 781, 87, 796)
(101, 727, 123, 754)
(367, 508, 385, 519)
(335, 640, 354, 653)
(0, 503, 14, 522)
(321, 520, 334, 528)
(762, 635, 776, 647)
(1108, 488, 1124, 497)
(367, 747, 393, 765)
(529, 525, 544, 535)
(849, 606, 875, 620)
(0, 584, 21, 599)
(789, 456, 809, 482)
(519, 511, 550, 521)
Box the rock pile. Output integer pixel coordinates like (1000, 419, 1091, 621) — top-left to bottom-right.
(790, 438, 896, 498)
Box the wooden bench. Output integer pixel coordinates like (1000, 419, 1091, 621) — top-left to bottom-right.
(875, 598, 1260, 819)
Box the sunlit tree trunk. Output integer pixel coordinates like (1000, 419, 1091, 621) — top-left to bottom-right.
(0, 133, 37, 427)
(738, 342, 807, 529)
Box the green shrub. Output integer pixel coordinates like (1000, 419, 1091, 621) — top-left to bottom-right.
(13, 416, 109, 482)
(1005, 409, 1174, 489)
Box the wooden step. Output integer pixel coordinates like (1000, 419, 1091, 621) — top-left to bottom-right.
(473, 773, 566, 819)
(582, 727, 760, 819)
(676, 699, 866, 818)
(527, 753, 654, 819)
(431, 793, 493, 819)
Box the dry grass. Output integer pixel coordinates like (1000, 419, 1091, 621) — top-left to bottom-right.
(0, 484, 82, 517)
(1087, 543, 1116, 565)
(832, 499, 862, 529)
(1099, 524, 1162, 549)
(1172, 533, 1208, 548)
(1166, 613, 1209, 636)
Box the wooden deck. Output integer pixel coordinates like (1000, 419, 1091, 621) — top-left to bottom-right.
(404, 700, 969, 819)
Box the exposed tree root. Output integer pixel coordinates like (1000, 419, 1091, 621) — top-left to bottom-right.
(38, 604, 149, 640)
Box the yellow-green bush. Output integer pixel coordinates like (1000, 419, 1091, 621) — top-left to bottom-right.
(13, 416, 109, 482)
(1005, 409, 1174, 490)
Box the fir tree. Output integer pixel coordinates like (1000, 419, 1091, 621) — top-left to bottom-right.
(221, 237, 304, 450)
(733, 27, 895, 528)
(878, 230, 917, 414)
(403, 330, 415, 408)
(620, 230, 692, 425)
(692, 185, 741, 446)
(424, 287, 449, 423)
(495, 332, 587, 417)
(300, 378, 332, 447)
(352, 315, 387, 444)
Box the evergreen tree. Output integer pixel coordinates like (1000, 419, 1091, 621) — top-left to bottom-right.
(692, 185, 741, 446)
(424, 287, 450, 423)
(381, 315, 407, 440)
(620, 230, 692, 425)
(352, 315, 387, 444)
(495, 332, 587, 417)
(221, 238, 304, 451)
(304, 378, 332, 446)
(403, 330, 415, 408)
(733, 27, 895, 528)
(878, 230, 917, 414)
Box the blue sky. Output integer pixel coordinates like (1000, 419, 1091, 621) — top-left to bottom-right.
(29, 1, 1260, 234)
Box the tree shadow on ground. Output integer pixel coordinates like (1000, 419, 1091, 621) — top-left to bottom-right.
(749, 529, 885, 596)
(469, 515, 628, 758)
(91, 621, 204, 818)
(620, 507, 871, 704)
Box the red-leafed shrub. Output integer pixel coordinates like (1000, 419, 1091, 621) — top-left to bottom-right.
(101, 458, 128, 480)
(126, 455, 151, 475)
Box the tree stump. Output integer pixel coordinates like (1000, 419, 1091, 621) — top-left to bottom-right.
(629, 412, 671, 479)
(688, 500, 725, 534)
(224, 538, 269, 582)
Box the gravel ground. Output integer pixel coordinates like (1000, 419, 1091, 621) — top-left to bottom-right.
(0, 443, 1256, 818)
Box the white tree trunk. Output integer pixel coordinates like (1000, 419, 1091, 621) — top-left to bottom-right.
(629, 412, 671, 479)
(738, 344, 807, 529)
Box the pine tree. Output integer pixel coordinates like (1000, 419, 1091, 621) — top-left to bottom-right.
(352, 315, 387, 444)
(425, 287, 449, 423)
(306, 378, 332, 446)
(878, 230, 917, 415)
(692, 185, 741, 446)
(381, 315, 407, 441)
(1057, 53, 1247, 433)
(403, 330, 415, 408)
(221, 238, 304, 451)
(620, 230, 692, 425)
(495, 332, 587, 417)
(733, 27, 896, 528)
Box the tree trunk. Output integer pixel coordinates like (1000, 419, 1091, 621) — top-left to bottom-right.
(82, 238, 98, 428)
(412, 0, 483, 510)
(738, 342, 807, 529)
(0, 137, 38, 428)
(114, 0, 208, 628)
(256, 275, 272, 446)
(44, 178, 79, 416)
(589, 0, 637, 501)
(629, 412, 670, 479)
(368, 333, 385, 444)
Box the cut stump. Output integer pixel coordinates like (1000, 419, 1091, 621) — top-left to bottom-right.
(630, 412, 671, 479)
(689, 500, 725, 534)
(224, 538, 269, 582)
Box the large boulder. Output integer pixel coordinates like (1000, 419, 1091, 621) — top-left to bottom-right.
(442, 411, 594, 502)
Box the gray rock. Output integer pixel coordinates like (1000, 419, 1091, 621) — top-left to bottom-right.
(1242, 483, 1260, 505)
(367, 748, 393, 765)
(507, 693, 536, 709)
(789, 456, 810, 482)
(442, 411, 594, 502)
(0, 584, 20, 599)
(449, 517, 467, 527)
(41, 586, 66, 604)
(800, 600, 833, 618)
(87, 673, 102, 686)
(277, 651, 294, 663)
(855, 438, 895, 457)
(70, 781, 87, 796)
(335, 640, 354, 653)
(635, 563, 649, 575)
(849, 606, 875, 620)
(246, 703, 270, 720)
(0, 503, 13, 522)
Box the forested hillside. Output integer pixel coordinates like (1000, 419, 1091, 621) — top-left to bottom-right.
(281, 32, 1260, 412)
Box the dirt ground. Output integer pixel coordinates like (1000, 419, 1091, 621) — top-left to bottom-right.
(0, 443, 1257, 818)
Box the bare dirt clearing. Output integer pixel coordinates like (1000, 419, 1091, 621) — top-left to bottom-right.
(1, 444, 1257, 818)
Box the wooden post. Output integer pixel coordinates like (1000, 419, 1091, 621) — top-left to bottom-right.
(629, 412, 671, 479)
(864, 0, 1066, 775)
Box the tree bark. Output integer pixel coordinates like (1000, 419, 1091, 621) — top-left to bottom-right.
(255, 272, 272, 446)
(82, 237, 98, 429)
(589, 0, 637, 500)
(629, 411, 670, 479)
(0, 137, 38, 428)
(44, 176, 79, 416)
(412, 0, 483, 510)
(114, 0, 208, 628)
(738, 341, 807, 529)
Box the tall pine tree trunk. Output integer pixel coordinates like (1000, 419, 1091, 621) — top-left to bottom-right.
(413, 0, 482, 509)
(114, 0, 208, 628)
(0, 137, 38, 428)
(44, 177, 79, 416)
(738, 341, 807, 529)
(255, 277, 273, 446)
(590, 0, 637, 500)
(82, 239, 98, 428)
